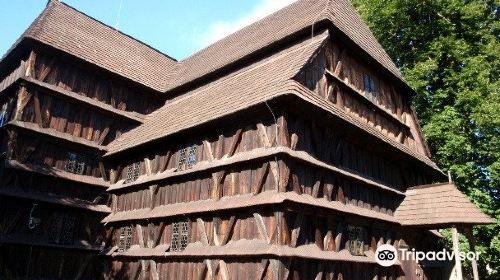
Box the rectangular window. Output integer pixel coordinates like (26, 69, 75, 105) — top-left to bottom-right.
(187, 145, 197, 168)
(363, 73, 378, 102)
(118, 225, 133, 252)
(0, 111, 6, 127)
(48, 213, 77, 245)
(170, 221, 189, 251)
(177, 148, 187, 170)
(125, 162, 141, 183)
(171, 222, 180, 252)
(64, 152, 86, 175)
(347, 225, 364, 256)
(0, 102, 10, 127)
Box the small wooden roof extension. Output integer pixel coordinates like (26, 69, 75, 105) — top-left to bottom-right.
(395, 183, 495, 227)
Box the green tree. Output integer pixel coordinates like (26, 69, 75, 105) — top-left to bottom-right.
(352, 0, 499, 278)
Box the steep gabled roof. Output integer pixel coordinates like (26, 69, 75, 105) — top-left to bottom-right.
(2, 0, 176, 91)
(3, 0, 405, 95)
(167, 0, 404, 92)
(395, 183, 495, 226)
(106, 32, 329, 155)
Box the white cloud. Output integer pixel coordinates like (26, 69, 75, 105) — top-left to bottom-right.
(198, 0, 298, 48)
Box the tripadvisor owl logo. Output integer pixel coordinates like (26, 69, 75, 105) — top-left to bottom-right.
(375, 244, 398, 267)
(375, 244, 481, 267)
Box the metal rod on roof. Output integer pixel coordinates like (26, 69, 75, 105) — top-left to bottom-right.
(448, 170, 453, 183)
(115, 0, 124, 30)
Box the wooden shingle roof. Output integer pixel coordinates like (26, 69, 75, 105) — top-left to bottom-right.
(3, 0, 177, 91)
(168, 0, 404, 92)
(5, 0, 404, 94)
(395, 183, 495, 226)
(106, 32, 330, 155)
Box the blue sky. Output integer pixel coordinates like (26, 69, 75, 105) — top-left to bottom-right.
(0, 0, 296, 60)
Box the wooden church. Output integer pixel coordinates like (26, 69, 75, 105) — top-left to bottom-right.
(0, 0, 493, 279)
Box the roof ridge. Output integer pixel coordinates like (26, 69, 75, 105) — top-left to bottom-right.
(407, 182, 451, 190)
(178, 0, 316, 62)
(54, 0, 177, 62)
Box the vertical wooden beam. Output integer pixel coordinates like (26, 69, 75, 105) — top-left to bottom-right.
(149, 260, 159, 280)
(279, 160, 291, 192)
(290, 133, 299, 150)
(464, 227, 479, 280)
(278, 114, 290, 147)
(290, 210, 305, 248)
(315, 263, 325, 280)
(254, 213, 270, 244)
(256, 259, 270, 280)
(197, 218, 215, 280)
(15, 86, 32, 120)
(257, 123, 272, 148)
(144, 158, 152, 175)
(136, 225, 145, 247)
(111, 194, 117, 212)
(252, 162, 270, 195)
(33, 91, 43, 127)
(311, 170, 324, 198)
(203, 140, 215, 161)
(451, 226, 463, 280)
(99, 162, 108, 181)
(38, 58, 54, 82)
(220, 216, 236, 246)
(197, 218, 209, 246)
(227, 128, 243, 157)
(25, 51, 36, 77)
(149, 184, 158, 209)
(333, 50, 346, 76)
(154, 222, 166, 246)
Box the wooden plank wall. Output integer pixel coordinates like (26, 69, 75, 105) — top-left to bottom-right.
(111, 119, 279, 184)
(287, 160, 399, 215)
(108, 259, 404, 280)
(16, 85, 135, 146)
(8, 131, 103, 178)
(110, 209, 278, 248)
(287, 114, 429, 190)
(0, 87, 18, 125)
(0, 168, 105, 202)
(0, 198, 104, 244)
(0, 245, 100, 279)
(106, 206, 402, 279)
(108, 208, 397, 250)
(33, 52, 161, 114)
(0, 59, 26, 93)
(295, 40, 428, 157)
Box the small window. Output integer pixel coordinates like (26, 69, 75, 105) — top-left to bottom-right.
(118, 225, 133, 252)
(187, 146, 197, 168)
(0, 111, 6, 127)
(125, 162, 141, 183)
(347, 225, 364, 256)
(48, 213, 77, 245)
(65, 152, 86, 175)
(177, 148, 187, 170)
(0, 102, 10, 127)
(363, 73, 378, 102)
(170, 221, 189, 251)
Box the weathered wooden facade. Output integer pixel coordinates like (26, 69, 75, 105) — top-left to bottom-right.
(0, 0, 494, 279)
(0, 1, 171, 278)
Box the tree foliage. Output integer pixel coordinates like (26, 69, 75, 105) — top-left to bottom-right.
(352, 0, 499, 278)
